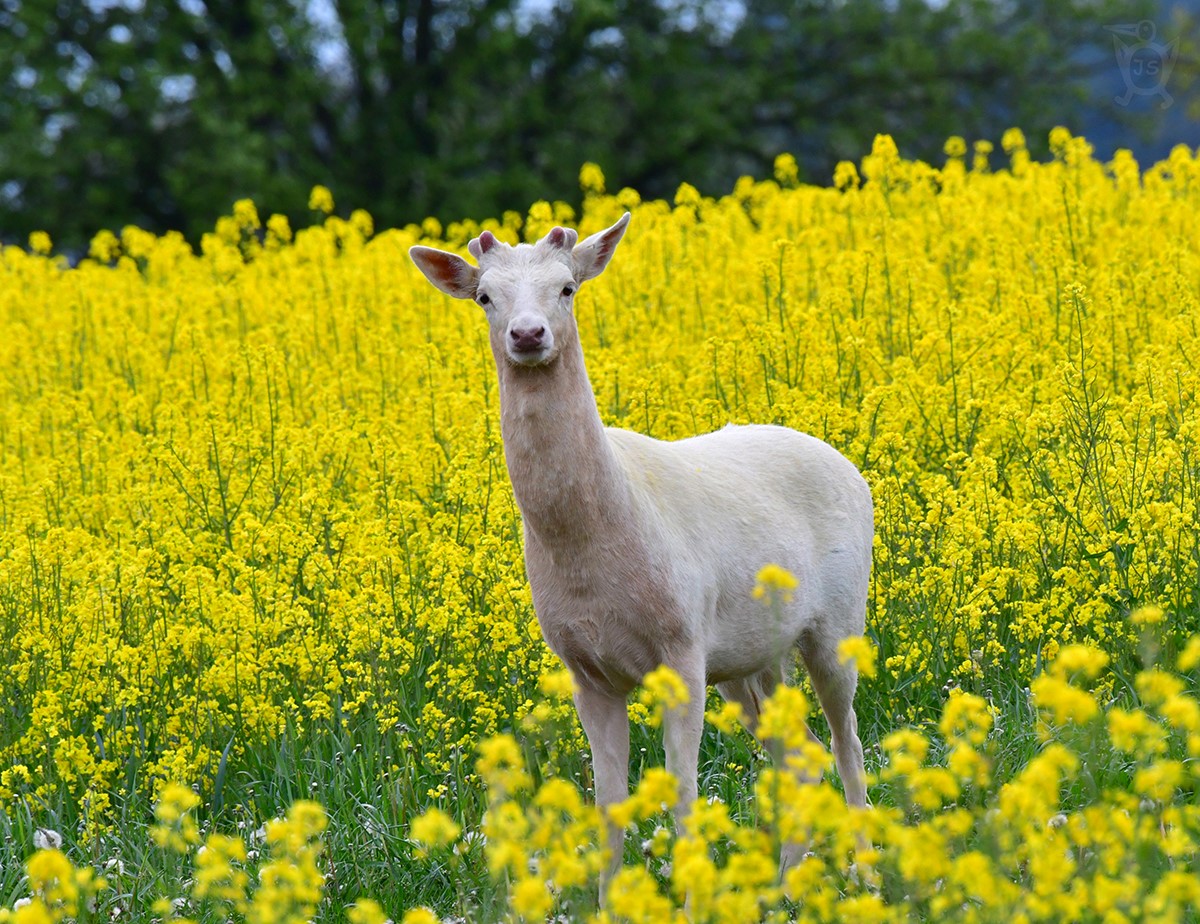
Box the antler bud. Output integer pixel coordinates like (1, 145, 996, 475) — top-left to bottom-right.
(468, 230, 499, 259)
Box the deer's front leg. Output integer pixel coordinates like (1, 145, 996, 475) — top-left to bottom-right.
(574, 683, 630, 895)
(663, 654, 706, 830)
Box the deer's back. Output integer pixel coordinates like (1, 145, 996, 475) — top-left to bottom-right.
(606, 423, 873, 553)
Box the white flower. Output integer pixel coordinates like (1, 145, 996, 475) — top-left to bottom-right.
(34, 827, 63, 849)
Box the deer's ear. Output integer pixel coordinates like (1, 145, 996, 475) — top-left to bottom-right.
(409, 246, 479, 299)
(573, 212, 630, 282)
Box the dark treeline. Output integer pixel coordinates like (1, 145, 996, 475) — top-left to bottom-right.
(3, 0, 1195, 252)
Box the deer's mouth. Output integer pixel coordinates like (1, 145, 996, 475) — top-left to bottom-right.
(506, 344, 554, 367)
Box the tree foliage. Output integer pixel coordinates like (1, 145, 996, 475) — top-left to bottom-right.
(1, 0, 1179, 251)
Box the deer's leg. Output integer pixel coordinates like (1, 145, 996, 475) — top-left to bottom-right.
(662, 652, 707, 827)
(574, 684, 631, 895)
(800, 637, 867, 809)
(716, 665, 779, 740)
(719, 663, 823, 873)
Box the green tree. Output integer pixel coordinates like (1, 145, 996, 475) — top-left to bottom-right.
(0, 0, 332, 250)
(729, 0, 1168, 178)
(2, 0, 1182, 254)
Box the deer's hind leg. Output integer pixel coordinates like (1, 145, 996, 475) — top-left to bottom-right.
(798, 631, 867, 810)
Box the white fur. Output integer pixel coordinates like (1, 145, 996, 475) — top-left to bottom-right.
(410, 215, 872, 889)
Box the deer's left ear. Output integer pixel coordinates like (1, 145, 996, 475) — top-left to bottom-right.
(573, 212, 630, 282)
(409, 246, 479, 299)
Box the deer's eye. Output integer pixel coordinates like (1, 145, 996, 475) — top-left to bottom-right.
(561, 285, 576, 298)
(478, 293, 491, 306)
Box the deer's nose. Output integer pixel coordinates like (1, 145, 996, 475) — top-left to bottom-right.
(509, 324, 546, 352)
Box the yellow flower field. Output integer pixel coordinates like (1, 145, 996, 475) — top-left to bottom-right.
(1, 129, 1199, 921)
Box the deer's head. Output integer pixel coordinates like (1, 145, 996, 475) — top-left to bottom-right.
(410, 213, 630, 368)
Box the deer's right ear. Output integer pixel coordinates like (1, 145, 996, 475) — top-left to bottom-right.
(409, 246, 479, 299)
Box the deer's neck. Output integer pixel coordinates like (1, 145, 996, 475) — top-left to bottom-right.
(496, 332, 631, 546)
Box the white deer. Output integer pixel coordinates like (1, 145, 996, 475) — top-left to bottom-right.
(409, 213, 872, 887)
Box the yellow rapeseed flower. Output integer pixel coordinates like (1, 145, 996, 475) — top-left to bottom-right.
(637, 664, 690, 728)
(400, 908, 440, 924)
(152, 783, 201, 852)
(833, 160, 860, 189)
(347, 899, 389, 924)
(674, 182, 702, 209)
(1001, 126, 1026, 151)
(837, 635, 878, 679)
(232, 198, 260, 230)
(193, 833, 249, 906)
(939, 691, 993, 747)
(537, 667, 575, 699)
(943, 136, 967, 158)
(1176, 635, 1200, 672)
(757, 685, 810, 751)
(705, 700, 743, 734)
(0, 901, 54, 924)
(579, 162, 606, 196)
(476, 734, 532, 796)
(1049, 644, 1110, 680)
(1107, 707, 1167, 756)
(753, 563, 799, 604)
(774, 152, 800, 187)
(510, 876, 553, 921)
(1031, 674, 1101, 728)
(1133, 760, 1184, 802)
(5, 130, 1200, 924)
(410, 807, 461, 852)
(308, 184, 334, 213)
